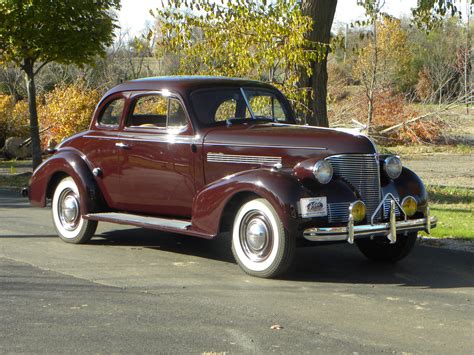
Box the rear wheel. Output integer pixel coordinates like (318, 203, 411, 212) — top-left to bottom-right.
(355, 233, 418, 263)
(52, 177, 97, 244)
(231, 198, 295, 278)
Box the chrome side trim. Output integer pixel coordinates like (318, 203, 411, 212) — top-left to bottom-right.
(83, 135, 196, 144)
(207, 153, 282, 165)
(303, 216, 438, 242)
(204, 142, 327, 150)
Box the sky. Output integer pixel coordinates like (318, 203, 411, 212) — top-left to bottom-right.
(118, 0, 421, 36)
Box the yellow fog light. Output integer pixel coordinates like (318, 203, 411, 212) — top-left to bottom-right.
(401, 196, 417, 217)
(349, 200, 366, 222)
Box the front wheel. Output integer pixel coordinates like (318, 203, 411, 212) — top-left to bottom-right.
(355, 233, 418, 263)
(231, 198, 295, 278)
(52, 177, 97, 244)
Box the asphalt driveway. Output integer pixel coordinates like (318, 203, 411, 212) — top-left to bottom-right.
(1, 189, 473, 353)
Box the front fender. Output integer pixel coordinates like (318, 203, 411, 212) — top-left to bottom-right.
(191, 168, 313, 237)
(29, 148, 104, 214)
(191, 168, 359, 238)
(382, 167, 428, 214)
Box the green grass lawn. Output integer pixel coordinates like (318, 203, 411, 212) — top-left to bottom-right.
(0, 159, 32, 169)
(424, 186, 474, 240)
(0, 173, 31, 189)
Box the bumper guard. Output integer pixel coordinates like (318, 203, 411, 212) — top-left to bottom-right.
(304, 194, 437, 244)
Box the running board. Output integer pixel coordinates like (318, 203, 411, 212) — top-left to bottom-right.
(85, 212, 191, 232)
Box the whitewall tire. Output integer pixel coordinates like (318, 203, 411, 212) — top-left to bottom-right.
(52, 177, 97, 244)
(231, 198, 295, 278)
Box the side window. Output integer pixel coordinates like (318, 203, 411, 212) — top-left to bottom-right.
(98, 98, 125, 126)
(215, 99, 237, 121)
(128, 94, 188, 129)
(129, 95, 167, 127)
(168, 99, 188, 128)
(248, 95, 286, 121)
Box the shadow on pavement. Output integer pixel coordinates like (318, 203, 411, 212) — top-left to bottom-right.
(93, 227, 474, 289)
(289, 244, 474, 289)
(0, 189, 31, 209)
(93, 227, 235, 263)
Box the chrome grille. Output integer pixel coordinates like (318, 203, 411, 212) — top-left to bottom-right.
(326, 154, 381, 221)
(383, 196, 401, 218)
(328, 202, 350, 223)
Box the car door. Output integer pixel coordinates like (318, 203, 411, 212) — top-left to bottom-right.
(82, 93, 128, 209)
(116, 91, 196, 217)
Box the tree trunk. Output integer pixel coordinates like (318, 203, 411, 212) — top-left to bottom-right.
(300, 0, 338, 127)
(23, 59, 43, 170)
(366, 19, 378, 135)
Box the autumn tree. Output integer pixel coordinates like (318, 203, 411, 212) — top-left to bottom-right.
(353, 10, 412, 133)
(153, 0, 320, 118)
(297, 0, 462, 127)
(299, 0, 338, 127)
(0, 0, 120, 169)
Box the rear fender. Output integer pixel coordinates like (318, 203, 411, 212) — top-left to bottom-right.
(29, 148, 104, 214)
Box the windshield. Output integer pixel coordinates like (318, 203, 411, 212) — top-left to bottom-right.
(190, 87, 294, 127)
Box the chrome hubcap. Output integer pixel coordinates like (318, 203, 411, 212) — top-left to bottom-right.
(58, 188, 80, 231)
(239, 211, 273, 262)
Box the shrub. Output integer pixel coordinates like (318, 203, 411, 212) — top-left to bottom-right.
(39, 82, 101, 146)
(0, 95, 30, 148)
(349, 89, 445, 145)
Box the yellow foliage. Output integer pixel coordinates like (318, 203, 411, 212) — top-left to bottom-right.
(1, 83, 101, 149)
(39, 83, 101, 146)
(134, 95, 167, 116)
(354, 17, 412, 88)
(156, 0, 318, 118)
(0, 94, 30, 146)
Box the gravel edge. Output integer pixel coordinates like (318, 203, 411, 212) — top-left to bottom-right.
(420, 236, 474, 253)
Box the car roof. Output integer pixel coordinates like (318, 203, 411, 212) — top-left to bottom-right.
(103, 76, 278, 98)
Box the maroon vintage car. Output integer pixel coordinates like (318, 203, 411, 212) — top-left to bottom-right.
(29, 76, 437, 278)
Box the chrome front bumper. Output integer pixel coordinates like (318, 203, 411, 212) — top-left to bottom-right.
(304, 194, 437, 244)
(304, 216, 437, 243)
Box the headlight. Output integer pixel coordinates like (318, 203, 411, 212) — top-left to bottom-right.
(313, 160, 333, 184)
(349, 200, 366, 222)
(384, 156, 402, 179)
(401, 196, 417, 217)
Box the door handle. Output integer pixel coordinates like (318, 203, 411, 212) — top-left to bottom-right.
(115, 142, 130, 149)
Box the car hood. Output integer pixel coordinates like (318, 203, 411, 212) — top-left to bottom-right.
(202, 123, 376, 161)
